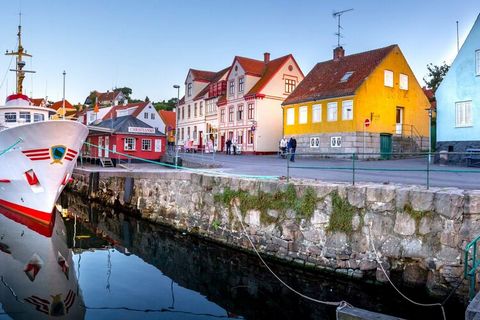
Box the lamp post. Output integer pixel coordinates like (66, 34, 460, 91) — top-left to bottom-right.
(173, 84, 180, 169)
(62, 70, 66, 120)
(426, 108, 433, 164)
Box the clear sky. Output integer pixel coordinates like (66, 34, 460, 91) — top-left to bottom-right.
(0, 0, 479, 105)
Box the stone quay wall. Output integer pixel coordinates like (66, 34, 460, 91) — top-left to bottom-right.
(70, 169, 480, 298)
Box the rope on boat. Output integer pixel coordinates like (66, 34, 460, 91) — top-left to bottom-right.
(0, 138, 24, 157)
(367, 223, 447, 320)
(83, 141, 278, 180)
(232, 204, 351, 308)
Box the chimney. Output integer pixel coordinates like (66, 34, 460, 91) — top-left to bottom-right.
(333, 46, 345, 60)
(264, 52, 270, 63)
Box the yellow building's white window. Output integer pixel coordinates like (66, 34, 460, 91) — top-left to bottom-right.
(399, 74, 408, 90)
(327, 102, 337, 121)
(455, 101, 472, 127)
(286, 108, 295, 125)
(342, 100, 353, 120)
(299, 106, 308, 124)
(312, 104, 322, 123)
(384, 70, 393, 87)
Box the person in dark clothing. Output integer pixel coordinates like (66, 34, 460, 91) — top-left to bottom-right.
(226, 139, 232, 155)
(288, 136, 297, 162)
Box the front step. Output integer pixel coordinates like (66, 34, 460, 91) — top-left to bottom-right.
(99, 158, 114, 167)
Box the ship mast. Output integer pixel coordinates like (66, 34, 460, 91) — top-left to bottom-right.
(5, 13, 35, 95)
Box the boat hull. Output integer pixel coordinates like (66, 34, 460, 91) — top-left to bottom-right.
(0, 121, 88, 224)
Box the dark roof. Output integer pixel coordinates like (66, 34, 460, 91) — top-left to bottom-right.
(190, 69, 217, 82)
(94, 115, 164, 135)
(193, 67, 230, 100)
(283, 45, 396, 105)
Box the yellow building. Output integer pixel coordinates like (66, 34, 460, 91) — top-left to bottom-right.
(282, 45, 430, 156)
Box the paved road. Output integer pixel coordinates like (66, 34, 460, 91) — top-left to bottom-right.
(178, 152, 480, 190)
(78, 152, 480, 190)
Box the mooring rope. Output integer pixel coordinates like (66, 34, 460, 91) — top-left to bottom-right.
(367, 223, 447, 320)
(232, 204, 351, 308)
(83, 142, 278, 180)
(0, 138, 23, 157)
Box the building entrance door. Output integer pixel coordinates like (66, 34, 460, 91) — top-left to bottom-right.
(396, 107, 403, 135)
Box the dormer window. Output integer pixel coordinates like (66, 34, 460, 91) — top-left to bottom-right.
(285, 79, 296, 93)
(229, 80, 235, 96)
(238, 77, 244, 92)
(340, 71, 354, 83)
(187, 83, 192, 97)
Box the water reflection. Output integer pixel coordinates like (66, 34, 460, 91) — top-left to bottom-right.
(0, 192, 465, 320)
(0, 208, 85, 319)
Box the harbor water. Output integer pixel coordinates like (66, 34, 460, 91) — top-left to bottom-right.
(0, 192, 465, 319)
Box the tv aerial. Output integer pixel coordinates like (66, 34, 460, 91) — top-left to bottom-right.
(333, 8, 354, 47)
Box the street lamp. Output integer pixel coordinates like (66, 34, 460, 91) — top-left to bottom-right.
(173, 84, 180, 169)
(62, 70, 66, 120)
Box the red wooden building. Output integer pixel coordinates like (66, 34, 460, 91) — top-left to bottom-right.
(84, 115, 166, 163)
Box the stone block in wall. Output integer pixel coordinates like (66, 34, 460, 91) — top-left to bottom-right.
(281, 221, 300, 241)
(380, 235, 402, 258)
(394, 212, 416, 236)
(245, 210, 260, 227)
(410, 189, 435, 212)
(311, 209, 330, 225)
(366, 185, 396, 212)
(418, 215, 443, 235)
(347, 186, 366, 208)
(402, 264, 428, 286)
(436, 245, 461, 264)
(401, 238, 431, 259)
(465, 190, 480, 215)
(395, 187, 413, 210)
(324, 232, 348, 250)
(364, 212, 395, 240)
(434, 189, 464, 219)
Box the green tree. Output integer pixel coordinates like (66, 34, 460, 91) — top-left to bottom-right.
(145, 96, 150, 102)
(153, 98, 177, 111)
(423, 62, 450, 93)
(115, 87, 133, 101)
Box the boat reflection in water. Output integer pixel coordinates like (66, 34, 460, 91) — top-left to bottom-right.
(0, 207, 85, 319)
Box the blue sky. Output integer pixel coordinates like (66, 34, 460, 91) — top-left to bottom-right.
(0, 0, 479, 104)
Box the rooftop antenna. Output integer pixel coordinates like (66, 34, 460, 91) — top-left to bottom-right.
(333, 8, 354, 47)
(456, 21, 459, 52)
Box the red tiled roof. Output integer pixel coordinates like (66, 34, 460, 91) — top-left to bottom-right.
(236, 56, 265, 76)
(178, 96, 185, 105)
(190, 69, 217, 82)
(30, 98, 45, 106)
(283, 45, 396, 105)
(247, 55, 298, 97)
(50, 100, 74, 110)
(193, 67, 230, 101)
(97, 91, 122, 103)
(159, 110, 176, 129)
(102, 102, 148, 119)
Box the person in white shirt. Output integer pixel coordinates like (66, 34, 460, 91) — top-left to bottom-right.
(279, 137, 288, 158)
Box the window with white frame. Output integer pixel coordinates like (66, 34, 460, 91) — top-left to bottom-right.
(340, 71, 354, 83)
(5, 112, 16, 122)
(187, 83, 192, 97)
(248, 103, 254, 119)
(476, 50, 480, 76)
(194, 103, 197, 117)
(141, 139, 152, 151)
(238, 77, 244, 92)
(220, 108, 225, 123)
(285, 79, 296, 93)
(312, 104, 321, 123)
(150, 113, 155, 120)
(399, 74, 409, 90)
(455, 101, 472, 127)
(327, 102, 338, 121)
(286, 108, 295, 125)
(342, 100, 353, 120)
(34, 113, 44, 122)
(229, 80, 235, 95)
(384, 70, 394, 87)
(299, 106, 308, 124)
(237, 105, 243, 121)
(124, 137, 136, 151)
(229, 106, 234, 122)
(19, 112, 31, 123)
(199, 102, 203, 116)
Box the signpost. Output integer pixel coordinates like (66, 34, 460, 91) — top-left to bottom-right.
(363, 119, 370, 158)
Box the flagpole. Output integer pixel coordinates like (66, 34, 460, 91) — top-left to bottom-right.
(62, 71, 66, 120)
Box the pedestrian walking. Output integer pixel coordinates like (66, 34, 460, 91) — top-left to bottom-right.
(279, 136, 288, 158)
(226, 139, 232, 155)
(288, 136, 297, 162)
(232, 139, 237, 155)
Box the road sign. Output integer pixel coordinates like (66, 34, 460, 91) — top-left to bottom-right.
(364, 119, 371, 127)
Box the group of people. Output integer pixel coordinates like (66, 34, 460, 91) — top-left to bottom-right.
(279, 136, 297, 162)
(225, 139, 239, 155)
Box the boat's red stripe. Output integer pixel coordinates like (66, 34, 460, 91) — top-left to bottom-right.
(22, 148, 49, 154)
(65, 156, 75, 161)
(0, 198, 52, 226)
(0, 179, 10, 183)
(29, 156, 51, 161)
(6, 94, 31, 102)
(67, 149, 78, 155)
(25, 154, 50, 157)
